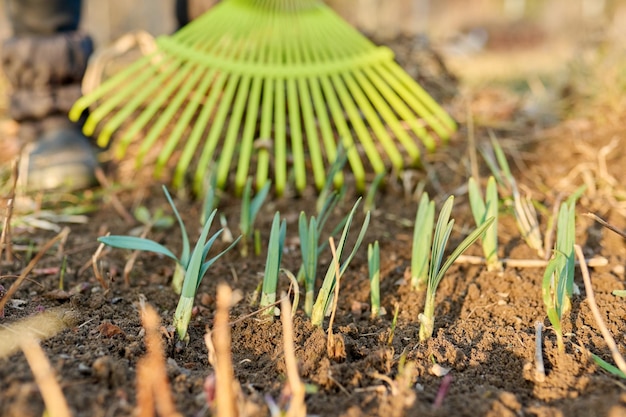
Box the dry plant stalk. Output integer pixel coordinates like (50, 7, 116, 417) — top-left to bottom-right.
(0, 227, 70, 313)
(211, 283, 238, 417)
(136, 302, 183, 417)
(534, 321, 546, 382)
(94, 166, 134, 224)
(326, 237, 346, 360)
(19, 336, 72, 417)
(585, 212, 626, 239)
(575, 244, 626, 375)
(0, 159, 19, 263)
(91, 235, 110, 290)
(123, 224, 155, 285)
(280, 295, 306, 417)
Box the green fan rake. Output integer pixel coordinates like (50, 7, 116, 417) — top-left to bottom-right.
(70, 0, 457, 194)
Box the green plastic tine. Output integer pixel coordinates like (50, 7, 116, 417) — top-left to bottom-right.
(385, 60, 457, 136)
(353, 68, 421, 164)
(331, 72, 385, 175)
(162, 70, 216, 186)
(309, 76, 341, 182)
(319, 75, 365, 190)
(97, 60, 188, 148)
(342, 71, 404, 171)
(153, 65, 207, 176)
(193, 72, 241, 191)
(84, 61, 162, 140)
(298, 77, 326, 189)
(69, 55, 153, 122)
(173, 69, 225, 188)
(274, 76, 287, 194)
(255, 77, 274, 190)
(362, 66, 433, 153)
(288, 76, 307, 191)
(235, 76, 263, 193)
(137, 62, 204, 168)
(216, 74, 252, 189)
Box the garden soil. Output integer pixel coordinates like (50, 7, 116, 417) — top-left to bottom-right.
(2, 29, 626, 417)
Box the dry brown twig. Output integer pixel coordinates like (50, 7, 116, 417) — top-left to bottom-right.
(575, 244, 626, 375)
(94, 166, 134, 225)
(584, 212, 626, 240)
(326, 237, 346, 360)
(0, 226, 70, 314)
(20, 336, 73, 417)
(280, 294, 306, 417)
(91, 235, 110, 290)
(210, 283, 238, 417)
(136, 300, 183, 417)
(534, 321, 546, 383)
(0, 159, 19, 263)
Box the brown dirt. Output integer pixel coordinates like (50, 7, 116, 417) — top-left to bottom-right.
(2, 28, 626, 417)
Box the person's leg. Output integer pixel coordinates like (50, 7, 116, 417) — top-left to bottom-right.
(2, 0, 97, 191)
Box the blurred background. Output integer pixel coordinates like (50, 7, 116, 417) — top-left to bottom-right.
(1, 0, 624, 47)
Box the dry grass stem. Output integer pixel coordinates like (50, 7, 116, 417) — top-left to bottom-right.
(20, 336, 72, 417)
(456, 254, 607, 268)
(326, 237, 346, 360)
(280, 295, 306, 417)
(585, 212, 626, 239)
(213, 283, 238, 417)
(136, 302, 182, 417)
(123, 223, 153, 285)
(534, 321, 546, 382)
(0, 227, 70, 313)
(575, 244, 626, 375)
(0, 159, 18, 263)
(94, 167, 134, 224)
(91, 235, 110, 290)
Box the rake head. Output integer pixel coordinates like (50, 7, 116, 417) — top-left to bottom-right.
(70, 0, 457, 195)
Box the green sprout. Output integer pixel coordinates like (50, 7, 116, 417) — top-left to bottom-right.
(368, 240, 381, 318)
(481, 134, 544, 258)
(98, 186, 240, 340)
(410, 193, 435, 290)
(240, 178, 271, 256)
(419, 196, 494, 341)
(468, 176, 501, 271)
(299, 211, 319, 316)
(259, 212, 287, 317)
(310, 199, 370, 327)
(542, 201, 575, 352)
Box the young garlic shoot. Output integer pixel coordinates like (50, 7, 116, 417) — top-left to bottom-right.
(368, 240, 381, 318)
(299, 212, 319, 316)
(411, 193, 435, 290)
(481, 133, 544, 258)
(419, 196, 494, 341)
(239, 178, 271, 257)
(99, 186, 189, 294)
(259, 212, 287, 317)
(98, 186, 239, 340)
(468, 176, 501, 271)
(542, 201, 575, 352)
(172, 208, 240, 341)
(311, 199, 370, 328)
